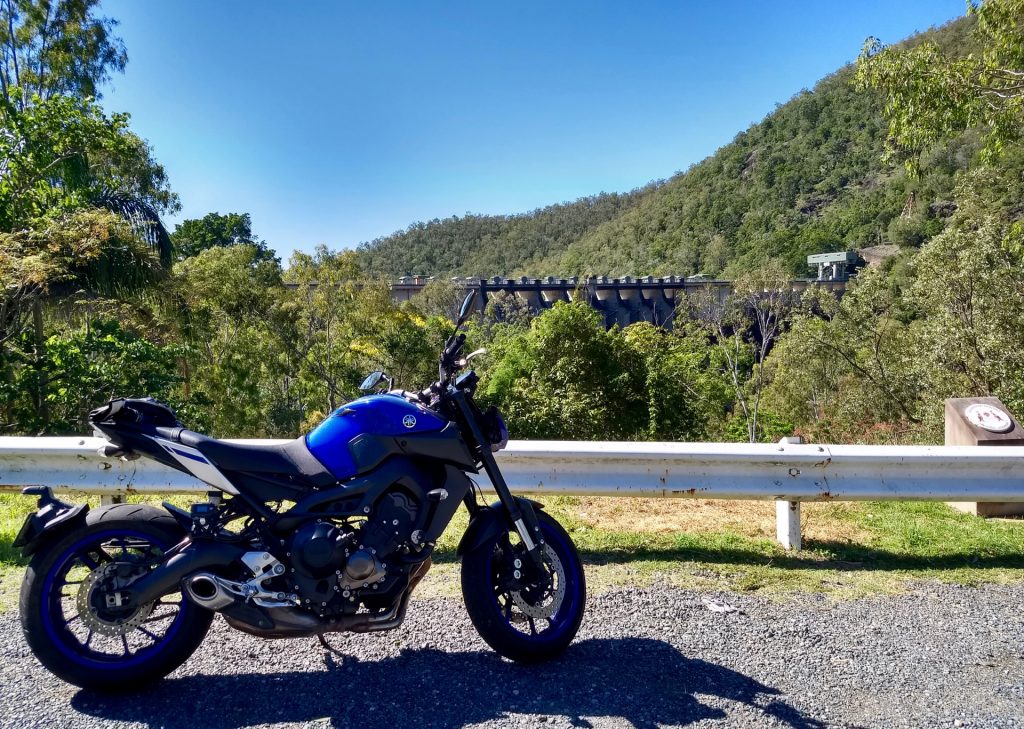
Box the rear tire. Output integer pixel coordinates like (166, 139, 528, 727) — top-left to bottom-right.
(20, 504, 213, 692)
(461, 510, 585, 663)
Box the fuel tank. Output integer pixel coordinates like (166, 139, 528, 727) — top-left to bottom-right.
(305, 394, 448, 480)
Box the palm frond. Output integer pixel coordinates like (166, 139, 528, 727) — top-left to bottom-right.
(93, 191, 173, 267)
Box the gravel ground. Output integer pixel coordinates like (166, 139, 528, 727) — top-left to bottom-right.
(1, 581, 1023, 728)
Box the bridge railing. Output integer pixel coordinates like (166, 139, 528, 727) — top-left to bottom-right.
(3, 436, 1023, 550)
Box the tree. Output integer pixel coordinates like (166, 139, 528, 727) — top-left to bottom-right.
(170, 243, 295, 436)
(763, 268, 930, 443)
(0, 209, 164, 416)
(620, 321, 731, 441)
(688, 261, 793, 442)
(480, 302, 646, 440)
(282, 247, 367, 419)
(0, 208, 162, 329)
(909, 165, 1024, 415)
(856, 0, 1024, 165)
(171, 212, 274, 262)
(33, 318, 181, 434)
(0, 0, 126, 105)
(0, 2, 180, 434)
(0, 92, 177, 233)
(280, 247, 439, 427)
(0, 2, 175, 250)
(478, 290, 533, 333)
(406, 277, 464, 321)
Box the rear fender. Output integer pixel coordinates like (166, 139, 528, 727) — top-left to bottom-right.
(11, 487, 90, 557)
(456, 498, 545, 559)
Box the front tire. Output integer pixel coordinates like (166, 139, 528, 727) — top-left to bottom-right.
(461, 510, 585, 662)
(20, 504, 213, 692)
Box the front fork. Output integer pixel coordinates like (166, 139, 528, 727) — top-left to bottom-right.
(450, 391, 545, 566)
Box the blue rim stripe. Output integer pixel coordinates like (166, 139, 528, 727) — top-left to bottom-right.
(41, 528, 192, 670)
(487, 520, 584, 642)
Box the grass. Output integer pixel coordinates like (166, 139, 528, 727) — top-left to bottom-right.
(2, 492, 1023, 610)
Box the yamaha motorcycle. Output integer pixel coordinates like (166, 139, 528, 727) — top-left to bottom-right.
(14, 291, 586, 691)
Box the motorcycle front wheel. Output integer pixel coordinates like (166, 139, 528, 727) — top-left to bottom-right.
(461, 510, 586, 662)
(19, 504, 213, 692)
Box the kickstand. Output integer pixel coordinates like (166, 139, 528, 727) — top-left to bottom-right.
(318, 633, 345, 660)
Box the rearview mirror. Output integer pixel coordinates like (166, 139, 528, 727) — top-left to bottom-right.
(456, 289, 477, 327)
(359, 371, 385, 392)
(457, 348, 488, 367)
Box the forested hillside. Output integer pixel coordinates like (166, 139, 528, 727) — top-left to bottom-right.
(356, 189, 653, 277)
(358, 18, 978, 278)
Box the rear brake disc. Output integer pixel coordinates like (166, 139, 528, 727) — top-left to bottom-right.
(77, 565, 154, 637)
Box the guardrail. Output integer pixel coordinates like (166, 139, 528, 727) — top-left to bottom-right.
(3, 436, 1024, 550)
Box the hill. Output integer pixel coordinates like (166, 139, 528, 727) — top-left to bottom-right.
(356, 189, 654, 277)
(357, 18, 977, 279)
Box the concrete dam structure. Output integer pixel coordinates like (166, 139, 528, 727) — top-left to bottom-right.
(391, 275, 848, 329)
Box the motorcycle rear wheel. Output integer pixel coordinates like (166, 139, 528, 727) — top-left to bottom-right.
(20, 504, 213, 692)
(461, 510, 586, 662)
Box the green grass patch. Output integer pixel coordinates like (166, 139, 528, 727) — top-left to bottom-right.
(2, 492, 1023, 610)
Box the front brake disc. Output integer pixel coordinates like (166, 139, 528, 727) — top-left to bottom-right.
(510, 544, 566, 619)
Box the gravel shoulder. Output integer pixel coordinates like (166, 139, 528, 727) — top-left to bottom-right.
(2, 581, 1023, 728)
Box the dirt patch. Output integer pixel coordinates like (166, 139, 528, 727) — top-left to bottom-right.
(572, 497, 872, 543)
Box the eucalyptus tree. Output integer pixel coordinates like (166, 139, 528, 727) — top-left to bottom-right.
(172, 243, 294, 437)
(688, 261, 793, 442)
(856, 0, 1024, 165)
(0, 0, 126, 106)
(763, 272, 929, 444)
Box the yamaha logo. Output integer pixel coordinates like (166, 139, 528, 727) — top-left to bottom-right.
(402, 414, 417, 429)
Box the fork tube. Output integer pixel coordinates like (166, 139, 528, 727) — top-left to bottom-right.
(450, 390, 540, 552)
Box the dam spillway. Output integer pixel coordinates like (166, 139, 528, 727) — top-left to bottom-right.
(391, 275, 847, 329)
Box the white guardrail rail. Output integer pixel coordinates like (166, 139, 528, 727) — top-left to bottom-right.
(2, 436, 1024, 550)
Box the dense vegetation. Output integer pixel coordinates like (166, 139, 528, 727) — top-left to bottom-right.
(356, 190, 653, 278)
(3, 0, 1024, 451)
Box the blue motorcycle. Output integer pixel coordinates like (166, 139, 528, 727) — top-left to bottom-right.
(14, 291, 586, 691)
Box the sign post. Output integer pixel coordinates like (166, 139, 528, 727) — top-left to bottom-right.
(945, 397, 1024, 516)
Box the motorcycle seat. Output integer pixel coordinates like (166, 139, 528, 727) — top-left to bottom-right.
(157, 428, 337, 488)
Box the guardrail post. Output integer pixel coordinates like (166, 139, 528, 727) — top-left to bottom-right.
(100, 495, 123, 505)
(775, 500, 801, 551)
(775, 436, 804, 551)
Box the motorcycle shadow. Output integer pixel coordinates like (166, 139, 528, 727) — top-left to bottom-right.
(71, 636, 827, 729)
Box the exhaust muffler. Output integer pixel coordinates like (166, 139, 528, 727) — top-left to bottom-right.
(184, 573, 237, 611)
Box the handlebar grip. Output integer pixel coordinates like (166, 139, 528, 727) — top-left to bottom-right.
(442, 333, 467, 361)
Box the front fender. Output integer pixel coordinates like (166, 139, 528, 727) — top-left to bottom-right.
(11, 487, 90, 557)
(456, 498, 545, 559)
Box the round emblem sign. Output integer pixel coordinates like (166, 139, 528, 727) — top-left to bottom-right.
(964, 403, 1014, 433)
(402, 414, 417, 429)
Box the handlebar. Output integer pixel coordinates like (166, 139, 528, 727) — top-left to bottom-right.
(411, 332, 471, 405)
(442, 333, 466, 365)
(439, 332, 467, 381)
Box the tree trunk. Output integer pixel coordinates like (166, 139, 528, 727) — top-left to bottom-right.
(32, 298, 49, 431)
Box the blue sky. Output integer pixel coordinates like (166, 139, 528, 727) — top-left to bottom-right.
(102, 0, 965, 259)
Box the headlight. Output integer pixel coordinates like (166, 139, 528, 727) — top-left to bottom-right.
(483, 407, 509, 452)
